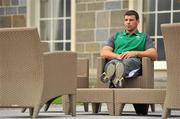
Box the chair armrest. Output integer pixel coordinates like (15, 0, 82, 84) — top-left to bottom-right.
(97, 57, 105, 77)
(96, 57, 109, 88)
(42, 51, 77, 99)
(141, 57, 154, 88)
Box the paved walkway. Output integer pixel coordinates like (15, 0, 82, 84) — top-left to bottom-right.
(0, 104, 180, 119)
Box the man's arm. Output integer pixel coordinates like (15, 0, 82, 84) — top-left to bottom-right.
(101, 46, 157, 61)
(100, 46, 120, 60)
(120, 48, 157, 61)
(136, 48, 157, 61)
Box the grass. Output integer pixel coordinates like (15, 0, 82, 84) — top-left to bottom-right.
(52, 97, 83, 105)
(52, 97, 62, 104)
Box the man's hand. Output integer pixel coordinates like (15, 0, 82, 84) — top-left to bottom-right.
(119, 51, 138, 59)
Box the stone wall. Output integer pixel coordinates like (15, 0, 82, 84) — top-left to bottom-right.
(0, 0, 26, 28)
(76, 0, 129, 85)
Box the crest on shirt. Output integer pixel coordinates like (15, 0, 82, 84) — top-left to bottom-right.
(136, 35, 141, 39)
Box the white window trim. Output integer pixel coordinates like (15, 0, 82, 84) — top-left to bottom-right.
(27, 0, 76, 51)
(129, 0, 167, 70)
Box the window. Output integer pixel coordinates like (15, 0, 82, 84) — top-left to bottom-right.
(142, 0, 180, 61)
(40, 0, 72, 51)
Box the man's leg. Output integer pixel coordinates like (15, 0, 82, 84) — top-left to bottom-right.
(112, 62, 124, 88)
(100, 59, 117, 83)
(113, 58, 141, 88)
(122, 57, 142, 79)
(101, 59, 124, 88)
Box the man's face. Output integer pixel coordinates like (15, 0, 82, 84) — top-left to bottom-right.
(124, 15, 139, 33)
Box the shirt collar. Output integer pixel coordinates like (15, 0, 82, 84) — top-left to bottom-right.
(123, 30, 140, 36)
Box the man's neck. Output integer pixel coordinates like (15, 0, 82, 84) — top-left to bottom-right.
(126, 29, 138, 35)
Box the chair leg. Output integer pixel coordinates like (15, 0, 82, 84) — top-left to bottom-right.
(29, 107, 33, 116)
(63, 102, 70, 115)
(162, 108, 171, 119)
(62, 95, 70, 115)
(69, 94, 76, 116)
(32, 106, 41, 118)
(107, 103, 114, 116)
(92, 103, 101, 113)
(150, 104, 155, 112)
(83, 103, 89, 112)
(21, 108, 26, 113)
(160, 104, 164, 109)
(44, 99, 53, 112)
(115, 103, 125, 116)
(44, 96, 59, 112)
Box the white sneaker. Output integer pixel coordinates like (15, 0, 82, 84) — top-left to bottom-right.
(100, 63, 115, 83)
(113, 62, 124, 87)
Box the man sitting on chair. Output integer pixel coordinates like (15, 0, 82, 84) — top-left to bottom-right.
(100, 10, 157, 115)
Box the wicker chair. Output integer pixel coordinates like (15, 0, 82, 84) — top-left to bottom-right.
(0, 28, 77, 118)
(95, 57, 156, 115)
(161, 23, 180, 119)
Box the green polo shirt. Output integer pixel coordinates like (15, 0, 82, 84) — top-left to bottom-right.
(113, 31, 146, 54)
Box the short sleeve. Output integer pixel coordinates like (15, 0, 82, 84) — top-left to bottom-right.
(145, 34, 155, 50)
(104, 35, 115, 48)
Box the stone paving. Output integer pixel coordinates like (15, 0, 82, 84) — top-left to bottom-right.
(0, 104, 180, 119)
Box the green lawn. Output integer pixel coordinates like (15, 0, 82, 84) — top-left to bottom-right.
(52, 97, 62, 104)
(52, 97, 83, 105)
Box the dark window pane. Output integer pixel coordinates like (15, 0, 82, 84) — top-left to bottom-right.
(40, 0, 51, 18)
(157, 13, 170, 36)
(142, 14, 155, 36)
(143, 0, 155, 12)
(53, 0, 64, 17)
(40, 20, 51, 41)
(18, 7, 27, 14)
(54, 43, 63, 50)
(65, 43, 71, 50)
(173, 0, 180, 10)
(66, 19, 71, 40)
(157, 38, 166, 61)
(53, 20, 63, 40)
(66, 0, 71, 17)
(173, 12, 180, 23)
(12, 0, 19, 5)
(19, 0, 26, 6)
(158, 0, 171, 11)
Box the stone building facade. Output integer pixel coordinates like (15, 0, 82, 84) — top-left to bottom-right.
(0, 0, 26, 28)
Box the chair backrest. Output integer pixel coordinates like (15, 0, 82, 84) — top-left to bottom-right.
(0, 28, 43, 106)
(161, 23, 180, 107)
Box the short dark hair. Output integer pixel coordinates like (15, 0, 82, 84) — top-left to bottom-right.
(124, 10, 139, 20)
